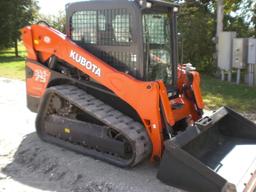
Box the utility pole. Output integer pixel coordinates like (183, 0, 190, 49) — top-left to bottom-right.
(216, 0, 224, 38)
(216, 0, 227, 81)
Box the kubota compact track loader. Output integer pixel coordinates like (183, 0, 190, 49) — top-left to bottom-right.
(21, 0, 256, 191)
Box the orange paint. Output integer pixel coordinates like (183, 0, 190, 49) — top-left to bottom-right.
(26, 61, 51, 97)
(21, 25, 204, 160)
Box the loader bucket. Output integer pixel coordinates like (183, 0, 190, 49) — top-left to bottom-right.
(157, 107, 256, 192)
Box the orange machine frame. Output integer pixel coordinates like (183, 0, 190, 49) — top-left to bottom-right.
(21, 25, 204, 160)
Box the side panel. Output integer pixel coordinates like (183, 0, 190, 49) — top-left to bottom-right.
(26, 60, 51, 112)
(26, 60, 51, 97)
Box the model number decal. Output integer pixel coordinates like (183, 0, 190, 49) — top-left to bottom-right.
(69, 50, 101, 77)
(34, 69, 49, 83)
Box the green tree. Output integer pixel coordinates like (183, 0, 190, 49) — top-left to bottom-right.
(177, 1, 216, 73)
(169, 0, 255, 74)
(252, 3, 256, 37)
(0, 1, 13, 49)
(11, 0, 39, 56)
(0, 0, 39, 56)
(223, 0, 254, 37)
(37, 11, 66, 33)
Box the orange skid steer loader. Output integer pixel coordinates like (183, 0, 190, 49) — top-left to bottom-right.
(21, 0, 256, 191)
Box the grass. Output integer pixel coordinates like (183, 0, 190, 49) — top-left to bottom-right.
(201, 75, 256, 113)
(0, 45, 255, 112)
(0, 44, 26, 80)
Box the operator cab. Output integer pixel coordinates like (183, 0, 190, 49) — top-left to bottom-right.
(66, 0, 179, 86)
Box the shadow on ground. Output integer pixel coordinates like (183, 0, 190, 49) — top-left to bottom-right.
(0, 56, 24, 63)
(3, 132, 180, 192)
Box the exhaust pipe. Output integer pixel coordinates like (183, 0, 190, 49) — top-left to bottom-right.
(157, 107, 256, 192)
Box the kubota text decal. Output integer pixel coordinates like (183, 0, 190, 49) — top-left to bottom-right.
(69, 50, 101, 77)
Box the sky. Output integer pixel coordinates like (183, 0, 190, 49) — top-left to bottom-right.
(39, 0, 80, 15)
(39, 0, 256, 23)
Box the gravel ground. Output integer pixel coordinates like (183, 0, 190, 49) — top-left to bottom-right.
(0, 78, 183, 192)
(0, 78, 255, 192)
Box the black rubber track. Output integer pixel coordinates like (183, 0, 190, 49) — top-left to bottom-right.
(36, 85, 152, 167)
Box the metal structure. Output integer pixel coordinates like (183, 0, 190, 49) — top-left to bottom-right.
(232, 38, 248, 84)
(218, 32, 236, 82)
(248, 38, 256, 64)
(248, 38, 256, 86)
(218, 35, 256, 87)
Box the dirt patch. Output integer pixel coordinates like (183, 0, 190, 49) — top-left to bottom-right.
(1, 77, 255, 192)
(241, 112, 256, 122)
(0, 78, 182, 192)
(3, 132, 177, 192)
